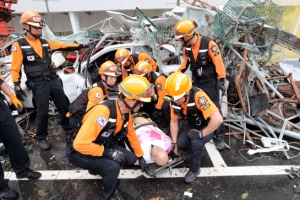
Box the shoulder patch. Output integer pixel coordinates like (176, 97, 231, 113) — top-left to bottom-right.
(96, 115, 108, 128)
(198, 96, 207, 106)
(210, 45, 218, 53)
(156, 83, 162, 91)
(11, 45, 17, 52)
(95, 92, 102, 99)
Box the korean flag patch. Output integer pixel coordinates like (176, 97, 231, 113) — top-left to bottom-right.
(27, 56, 35, 61)
(11, 46, 17, 52)
(96, 115, 108, 128)
(95, 93, 102, 99)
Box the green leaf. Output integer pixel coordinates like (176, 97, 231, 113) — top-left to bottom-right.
(38, 190, 46, 196)
(241, 192, 248, 199)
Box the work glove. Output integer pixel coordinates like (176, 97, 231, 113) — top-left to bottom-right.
(14, 86, 27, 101)
(138, 156, 148, 172)
(188, 129, 203, 140)
(8, 94, 23, 113)
(103, 148, 127, 166)
(219, 78, 226, 96)
(152, 109, 162, 124)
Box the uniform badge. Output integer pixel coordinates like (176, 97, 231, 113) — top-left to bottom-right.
(11, 46, 17, 52)
(156, 83, 162, 91)
(27, 56, 35, 61)
(95, 93, 101, 99)
(198, 96, 207, 106)
(210, 45, 218, 53)
(96, 115, 107, 128)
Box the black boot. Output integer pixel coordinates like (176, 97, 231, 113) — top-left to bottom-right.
(0, 186, 19, 200)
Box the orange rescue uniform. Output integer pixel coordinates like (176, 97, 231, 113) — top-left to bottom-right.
(73, 101, 143, 157)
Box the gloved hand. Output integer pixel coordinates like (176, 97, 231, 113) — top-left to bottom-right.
(14, 87, 27, 101)
(138, 156, 148, 172)
(152, 109, 162, 124)
(8, 94, 23, 113)
(219, 78, 226, 96)
(188, 129, 203, 140)
(103, 148, 127, 165)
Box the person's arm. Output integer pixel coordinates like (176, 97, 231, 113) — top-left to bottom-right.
(86, 87, 105, 111)
(10, 42, 24, 84)
(194, 91, 223, 137)
(208, 40, 226, 79)
(177, 48, 189, 72)
(154, 75, 166, 110)
(0, 75, 23, 111)
(47, 39, 85, 52)
(73, 105, 109, 156)
(126, 114, 144, 157)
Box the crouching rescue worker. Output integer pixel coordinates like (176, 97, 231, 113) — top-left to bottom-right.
(0, 74, 41, 200)
(67, 60, 122, 131)
(10, 10, 87, 150)
(131, 61, 169, 127)
(66, 75, 155, 200)
(165, 72, 223, 184)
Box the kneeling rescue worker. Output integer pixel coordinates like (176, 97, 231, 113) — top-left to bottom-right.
(66, 75, 155, 200)
(165, 72, 223, 184)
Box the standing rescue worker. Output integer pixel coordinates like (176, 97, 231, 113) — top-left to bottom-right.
(131, 61, 169, 126)
(10, 10, 87, 150)
(0, 74, 41, 200)
(115, 48, 158, 80)
(66, 75, 155, 200)
(67, 60, 122, 131)
(165, 72, 223, 184)
(174, 19, 227, 150)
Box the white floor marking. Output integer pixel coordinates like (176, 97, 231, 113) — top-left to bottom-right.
(4, 165, 293, 180)
(205, 140, 227, 167)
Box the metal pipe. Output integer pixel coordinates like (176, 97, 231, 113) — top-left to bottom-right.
(230, 113, 300, 140)
(228, 45, 284, 99)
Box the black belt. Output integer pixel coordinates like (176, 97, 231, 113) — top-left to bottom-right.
(30, 75, 58, 83)
(194, 77, 216, 83)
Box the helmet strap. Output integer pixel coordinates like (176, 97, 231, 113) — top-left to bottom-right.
(182, 34, 195, 47)
(102, 75, 114, 88)
(26, 26, 42, 39)
(119, 94, 141, 113)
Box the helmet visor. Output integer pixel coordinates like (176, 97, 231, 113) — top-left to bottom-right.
(173, 27, 196, 38)
(115, 56, 128, 64)
(27, 16, 45, 27)
(102, 65, 122, 76)
(132, 68, 147, 76)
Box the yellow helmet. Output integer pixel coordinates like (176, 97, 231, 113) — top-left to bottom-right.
(115, 48, 131, 64)
(138, 52, 157, 71)
(99, 60, 122, 76)
(20, 10, 45, 27)
(132, 61, 152, 76)
(164, 72, 192, 101)
(173, 19, 197, 39)
(119, 75, 155, 102)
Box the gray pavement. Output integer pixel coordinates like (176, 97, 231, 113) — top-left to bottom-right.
(3, 112, 300, 200)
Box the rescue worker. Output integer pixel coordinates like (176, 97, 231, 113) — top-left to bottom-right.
(10, 10, 87, 150)
(115, 48, 158, 80)
(66, 75, 154, 200)
(174, 19, 227, 150)
(165, 72, 223, 184)
(0, 74, 41, 200)
(131, 61, 169, 126)
(67, 60, 122, 131)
